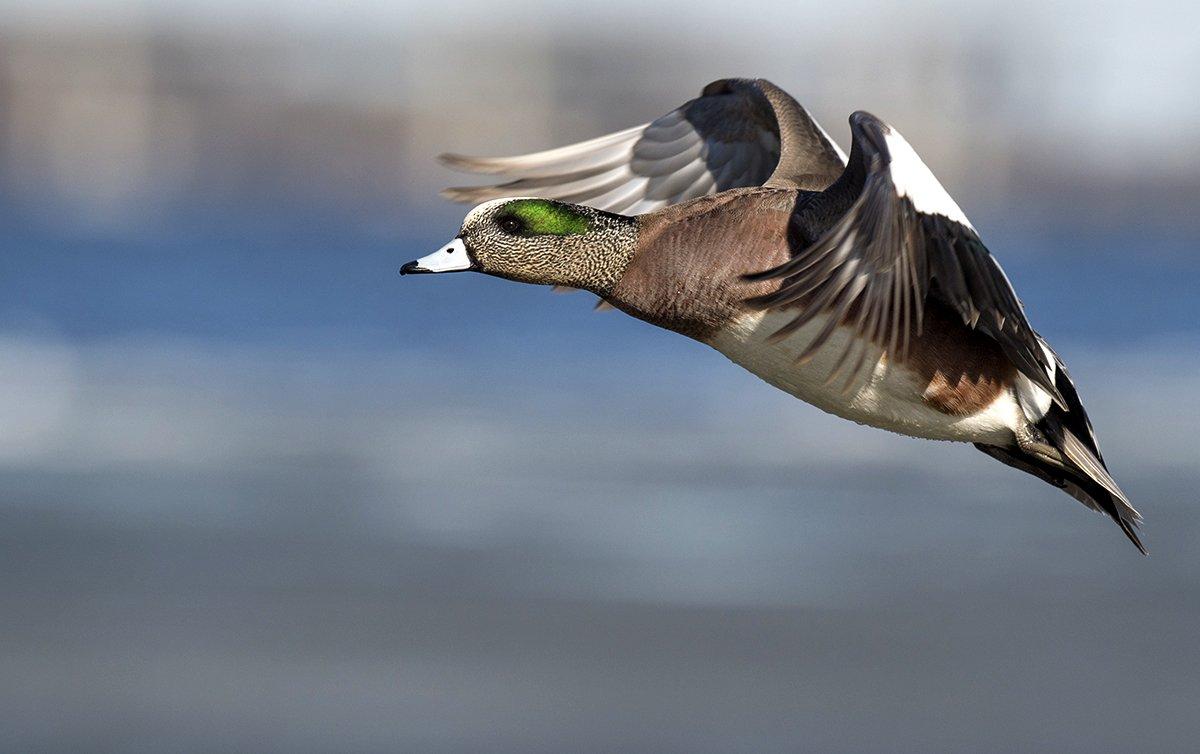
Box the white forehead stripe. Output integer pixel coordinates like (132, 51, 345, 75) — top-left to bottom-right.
(463, 196, 539, 225)
(882, 129, 974, 231)
(414, 237, 472, 272)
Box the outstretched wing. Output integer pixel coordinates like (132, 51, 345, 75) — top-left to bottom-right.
(745, 111, 1064, 406)
(440, 78, 846, 215)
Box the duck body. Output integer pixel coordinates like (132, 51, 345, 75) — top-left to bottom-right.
(607, 188, 1030, 445)
(411, 77, 1146, 553)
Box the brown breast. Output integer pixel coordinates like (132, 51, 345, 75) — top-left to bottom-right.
(607, 188, 798, 340)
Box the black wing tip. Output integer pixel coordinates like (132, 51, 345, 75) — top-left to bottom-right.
(847, 111, 892, 162)
(698, 78, 793, 121)
(700, 77, 763, 97)
(700, 78, 737, 96)
(849, 110, 887, 131)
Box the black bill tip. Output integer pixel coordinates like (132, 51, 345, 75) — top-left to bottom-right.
(399, 261, 424, 275)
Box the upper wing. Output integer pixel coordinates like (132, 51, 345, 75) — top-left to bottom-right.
(745, 111, 1065, 406)
(439, 78, 846, 215)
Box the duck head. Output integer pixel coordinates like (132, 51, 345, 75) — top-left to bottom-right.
(401, 198, 637, 295)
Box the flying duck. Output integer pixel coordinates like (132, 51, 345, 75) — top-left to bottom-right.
(402, 78, 1144, 553)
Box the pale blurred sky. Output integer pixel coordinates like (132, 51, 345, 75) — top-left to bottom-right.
(5, 0, 1196, 180)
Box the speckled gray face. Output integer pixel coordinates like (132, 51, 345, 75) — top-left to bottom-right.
(402, 198, 639, 296)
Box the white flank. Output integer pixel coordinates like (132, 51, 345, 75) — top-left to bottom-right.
(882, 128, 975, 231)
(708, 310, 1024, 444)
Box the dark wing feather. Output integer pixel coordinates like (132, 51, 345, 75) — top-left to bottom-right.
(745, 111, 1065, 407)
(439, 78, 846, 215)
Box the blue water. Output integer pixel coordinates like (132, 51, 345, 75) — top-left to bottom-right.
(3, 199, 1196, 352)
(3, 195, 1199, 753)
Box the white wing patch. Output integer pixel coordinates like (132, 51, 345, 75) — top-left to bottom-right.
(882, 128, 975, 231)
(1015, 339, 1058, 423)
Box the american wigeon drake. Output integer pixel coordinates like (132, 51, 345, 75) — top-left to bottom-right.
(402, 78, 1144, 553)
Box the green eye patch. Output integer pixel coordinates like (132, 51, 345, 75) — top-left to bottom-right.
(499, 199, 591, 236)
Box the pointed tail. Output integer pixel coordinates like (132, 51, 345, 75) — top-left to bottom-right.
(977, 340, 1144, 553)
(976, 429, 1144, 554)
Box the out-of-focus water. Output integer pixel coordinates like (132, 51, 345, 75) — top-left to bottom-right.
(3, 204, 1198, 752)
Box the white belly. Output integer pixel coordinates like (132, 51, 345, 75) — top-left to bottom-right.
(707, 310, 1023, 444)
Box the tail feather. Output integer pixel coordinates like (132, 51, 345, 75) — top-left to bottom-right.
(982, 339, 1145, 553)
(1053, 425, 1140, 523)
(1044, 415, 1144, 553)
(974, 440, 1145, 554)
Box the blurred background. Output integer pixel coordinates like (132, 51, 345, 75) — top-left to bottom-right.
(1, 0, 1198, 751)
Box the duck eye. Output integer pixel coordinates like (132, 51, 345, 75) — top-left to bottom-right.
(498, 216, 523, 234)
